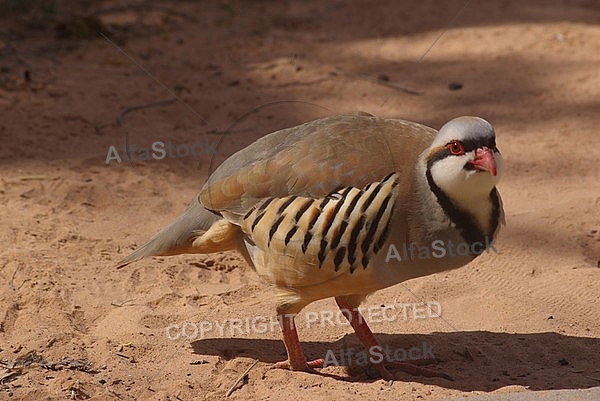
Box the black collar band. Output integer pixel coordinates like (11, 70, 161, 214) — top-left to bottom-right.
(425, 166, 501, 247)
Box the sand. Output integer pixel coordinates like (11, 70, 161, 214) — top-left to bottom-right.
(1, 1, 599, 400)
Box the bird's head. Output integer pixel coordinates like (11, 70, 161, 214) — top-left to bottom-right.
(425, 116, 503, 201)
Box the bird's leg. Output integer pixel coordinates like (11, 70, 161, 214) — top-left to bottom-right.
(335, 296, 452, 381)
(273, 311, 324, 372)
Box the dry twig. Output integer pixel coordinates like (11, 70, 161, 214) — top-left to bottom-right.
(225, 359, 259, 397)
(116, 98, 177, 125)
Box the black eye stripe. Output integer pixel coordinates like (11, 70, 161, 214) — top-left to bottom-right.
(427, 148, 452, 169)
(427, 139, 499, 170)
(447, 138, 497, 153)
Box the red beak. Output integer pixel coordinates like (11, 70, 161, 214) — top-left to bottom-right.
(468, 147, 497, 176)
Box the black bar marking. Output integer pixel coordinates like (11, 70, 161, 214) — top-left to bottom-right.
(284, 225, 298, 246)
(330, 220, 348, 249)
(242, 206, 254, 221)
(320, 187, 352, 241)
(344, 189, 363, 219)
(294, 198, 314, 222)
(318, 196, 333, 211)
(374, 219, 392, 253)
(361, 253, 370, 269)
(251, 197, 275, 232)
(347, 215, 365, 271)
(361, 193, 393, 256)
(334, 247, 346, 272)
(301, 197, 333, 253)
(302, 208, 321, 254)
(268, 214, 286, 246)
(361, 182, 383, 212)
(276, 195, 298, 215)
(382, 172, 396, 182)
(318, 239, 327, 267)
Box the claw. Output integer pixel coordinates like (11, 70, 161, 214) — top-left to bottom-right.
(273, 358, 324, 373)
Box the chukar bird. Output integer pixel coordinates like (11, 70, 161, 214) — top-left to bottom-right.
(118, 113, 504, 380)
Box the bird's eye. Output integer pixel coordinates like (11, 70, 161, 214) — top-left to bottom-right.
(447, 140, 465, 155)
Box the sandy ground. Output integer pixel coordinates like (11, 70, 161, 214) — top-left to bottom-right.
(1, 0, 600, 400)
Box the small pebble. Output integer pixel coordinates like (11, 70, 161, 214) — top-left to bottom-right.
(448, 82, 463, 90)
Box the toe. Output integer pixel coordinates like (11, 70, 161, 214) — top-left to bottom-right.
(273, 358, 323, 373)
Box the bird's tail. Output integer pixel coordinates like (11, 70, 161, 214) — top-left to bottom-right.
(116, 196, 223, 268)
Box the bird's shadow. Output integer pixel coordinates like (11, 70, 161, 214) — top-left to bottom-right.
(191, 331, 600, 390)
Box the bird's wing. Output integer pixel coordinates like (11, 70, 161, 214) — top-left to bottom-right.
(200, 114, 436, 218)
(117, 114, 436, 267)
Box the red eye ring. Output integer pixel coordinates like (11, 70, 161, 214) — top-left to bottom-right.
(447, 140, 465, 155)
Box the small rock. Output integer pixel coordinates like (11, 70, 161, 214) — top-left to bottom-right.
(448, 82, 463, 90)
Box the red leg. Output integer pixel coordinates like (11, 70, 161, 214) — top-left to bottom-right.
(273, 312, 324, 372)
(335, 296, 452, 381)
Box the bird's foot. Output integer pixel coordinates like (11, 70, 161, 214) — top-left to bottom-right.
(373, 360, 453, 381)
(273, 358, 324, 373)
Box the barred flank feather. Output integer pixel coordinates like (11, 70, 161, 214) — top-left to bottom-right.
(240, 173, 398, 274)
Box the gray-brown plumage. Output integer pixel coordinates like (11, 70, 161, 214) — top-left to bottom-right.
(118, 112, 504, 380)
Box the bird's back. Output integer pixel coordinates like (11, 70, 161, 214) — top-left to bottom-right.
(200, 114, 436, 217)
